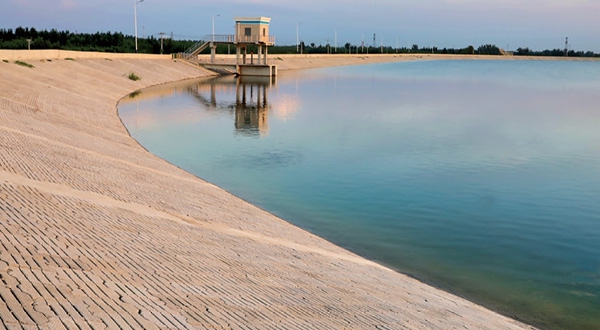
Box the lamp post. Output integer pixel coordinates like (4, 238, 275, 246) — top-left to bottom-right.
(212, 14, 220, 42)
(334, 29, 337, 53)
(134, 0, 145, 53)
(296, 22, 302, 53)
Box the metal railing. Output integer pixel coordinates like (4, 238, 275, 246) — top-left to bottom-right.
(181, 34, 277, 61)
(234, 35, 276, 44)
(209, 34, 236, 43)
(197, 57, 278, 66)
(182, 35, 211, 60)
(199, 34, 276, 45)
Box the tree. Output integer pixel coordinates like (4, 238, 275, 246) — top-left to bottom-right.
(463, 45, 474, 54)
(477, 44, 501, 55)
(515, 47, 531, 56)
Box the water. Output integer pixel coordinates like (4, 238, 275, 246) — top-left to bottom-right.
(119, 60, 600, 330)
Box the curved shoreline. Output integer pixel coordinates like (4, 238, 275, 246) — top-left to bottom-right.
(0, 51, 535, 328)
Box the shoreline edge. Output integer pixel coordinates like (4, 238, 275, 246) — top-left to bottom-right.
(0, 50, 537, 329)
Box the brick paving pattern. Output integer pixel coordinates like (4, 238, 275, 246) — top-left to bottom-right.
(0, 57, 535, 329)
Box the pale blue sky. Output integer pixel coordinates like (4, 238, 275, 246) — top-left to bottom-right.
(2, 0, 599, 52)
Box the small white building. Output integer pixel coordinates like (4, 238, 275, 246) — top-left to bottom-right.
(231, 16, 276, 76)
(234, 17, 274, 45)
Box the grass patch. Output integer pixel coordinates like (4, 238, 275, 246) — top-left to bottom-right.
(65, 57, 75, 61)
(128, 72, 141, 81)
(105, 58, 112, 61)
(15, 60, 34, 68)
(2, 59, 8, 63)
(276, 57, 284, 61)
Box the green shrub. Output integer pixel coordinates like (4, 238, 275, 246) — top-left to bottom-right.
(65, 57, 75, 61)
(2, 59, 8, 63)
(15, 60, 34, 68)
(128, 72, 140, 81)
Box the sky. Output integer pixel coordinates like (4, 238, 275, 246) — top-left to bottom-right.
(1, 0, 599, 52)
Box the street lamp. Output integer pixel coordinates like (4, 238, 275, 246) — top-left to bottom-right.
(296, 22, 302, 53)
(212, 14, 220, 42)
(134, 0, 145, 53)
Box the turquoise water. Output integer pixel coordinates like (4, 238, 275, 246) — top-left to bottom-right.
(119, 60, 600, 330)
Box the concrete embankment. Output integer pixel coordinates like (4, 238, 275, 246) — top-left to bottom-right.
(0, 50, 535, 329)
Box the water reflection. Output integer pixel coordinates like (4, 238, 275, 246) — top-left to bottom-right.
(191, 76, 275, 136)
(122, 75, 277, 137)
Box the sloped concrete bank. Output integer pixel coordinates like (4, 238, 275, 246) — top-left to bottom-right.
(0, 52, 535, 329)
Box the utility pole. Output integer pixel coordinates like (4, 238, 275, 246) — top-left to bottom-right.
(361, 33, 364, 53)
(296, 22, 302, 53)
(334, 29, 337, 53)
(134, 0, 145, 53)
(212, 14, 220, 42)
(159, 32, 165, 54)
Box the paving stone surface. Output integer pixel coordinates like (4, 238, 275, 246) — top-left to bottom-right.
(0, 57, 535, 329)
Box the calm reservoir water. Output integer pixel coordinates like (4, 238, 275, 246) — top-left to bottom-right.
(119, 60, 600, 329)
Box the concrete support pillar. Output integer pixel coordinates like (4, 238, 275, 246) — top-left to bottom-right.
(236, 46, 241, 65)
(210, 42, 216, 64)
(264, 46, 268, 65)
(257, 46, 262, 65)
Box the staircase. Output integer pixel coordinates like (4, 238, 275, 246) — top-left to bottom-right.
(182, 34, 238, 61)
(182, 35, 212, 60)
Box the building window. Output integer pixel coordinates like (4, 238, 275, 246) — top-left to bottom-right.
(263, 28, 266, 37)
(245, 28, 251, 37)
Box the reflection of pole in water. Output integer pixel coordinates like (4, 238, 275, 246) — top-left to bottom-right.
(135, 99, 139, 133)
(210, 83, 217, 107)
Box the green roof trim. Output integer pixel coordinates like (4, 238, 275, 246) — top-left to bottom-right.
(235, 20, 270, 25)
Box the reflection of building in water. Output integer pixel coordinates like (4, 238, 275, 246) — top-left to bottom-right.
(190, 76, 275, 137)
(234, 77, 271, 136)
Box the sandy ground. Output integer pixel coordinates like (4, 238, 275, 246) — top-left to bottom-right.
(201, 52, 598, 71)
(0, 51, 536, 329)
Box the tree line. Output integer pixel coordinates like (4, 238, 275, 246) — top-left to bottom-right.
(263, 43, 598, 57)
(1, 27, 598, 58)
(0, 27, 195, 54)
